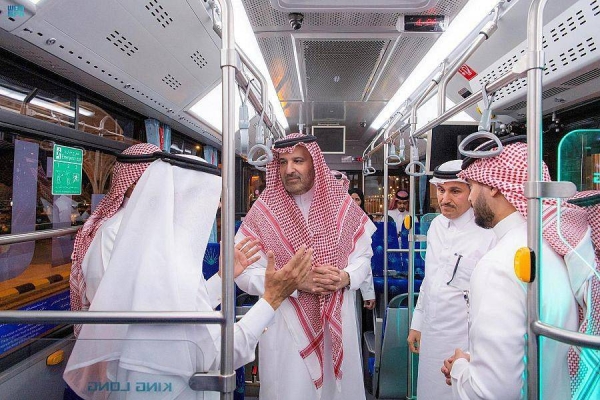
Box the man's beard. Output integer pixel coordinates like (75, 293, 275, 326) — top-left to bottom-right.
(473, 195, 495, 229)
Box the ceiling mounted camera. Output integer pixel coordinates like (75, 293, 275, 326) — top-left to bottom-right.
(288, 13, 304, 30)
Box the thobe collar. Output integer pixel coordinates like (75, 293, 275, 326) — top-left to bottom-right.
(439, 207, 475, 229)
(493, 211, 525, 240)
(292, 184, 315, 222)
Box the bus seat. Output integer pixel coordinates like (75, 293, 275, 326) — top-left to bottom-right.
(372, 277, 422, 299)
(373, 293, 420, 399)
(417, 213, 439, 263)
(370, 221, 401, 277)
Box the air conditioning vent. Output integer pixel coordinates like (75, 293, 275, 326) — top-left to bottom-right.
(561, 67, 600, 85)
(470, 0, 600, 116)
(190, 50, 208, 69)
(162, 74, 182, 90)
(145, 0, 173, 28)
(106, 31, 139, 57)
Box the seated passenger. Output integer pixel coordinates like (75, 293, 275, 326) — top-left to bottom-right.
(388, 190, 410, 237)
(64, 152, 312, 399)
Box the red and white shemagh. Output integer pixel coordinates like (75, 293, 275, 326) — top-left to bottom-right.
(565, 190, 600, 399)
(69, 143, 160, 335)
(459, 142, 600, 397)
(240, 133, 369, 390)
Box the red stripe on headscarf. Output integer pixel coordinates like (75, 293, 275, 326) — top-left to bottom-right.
(240, 133, 369, 389)
(70, 143, 160, 336)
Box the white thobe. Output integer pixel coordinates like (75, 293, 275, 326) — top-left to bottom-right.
(82, 199, 228, 309)
(81, 200, 128, 305)
(410, 208, 496, 400)
(69, 205, 273, 399)
(450, 212, 595, 400)
(388, 209, 409, 236)
(359, 269, 375, 301)
(235, 187, 376, 400)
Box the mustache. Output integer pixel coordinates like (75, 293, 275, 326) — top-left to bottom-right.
(285, 173, 301, 180)
(440, 203, 455, 208)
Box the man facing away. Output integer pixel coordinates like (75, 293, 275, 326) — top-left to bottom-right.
(64, 152, 313, 399)
(441, 141, 596, 399)
(407, 160, 496, 400)
(70, 143, 161, 336)
(235, 133, 376, 400)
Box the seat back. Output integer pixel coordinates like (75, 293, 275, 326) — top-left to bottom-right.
(376, 293, 420, 399)
(370, 221, 401, 277)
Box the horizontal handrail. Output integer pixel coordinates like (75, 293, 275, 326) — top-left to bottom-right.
(0, 226, 80, 245)
(0, 310, 225, 325)
(364, 68, 525, 159)
(532, 321, 600, 350)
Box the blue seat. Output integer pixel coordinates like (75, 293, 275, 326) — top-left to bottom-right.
(373, 277, 422, 299)
(374, 293, 420, 399)
(370, 221, 402, 277)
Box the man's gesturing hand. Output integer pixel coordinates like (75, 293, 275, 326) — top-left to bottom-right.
(263, 246, 314, 309)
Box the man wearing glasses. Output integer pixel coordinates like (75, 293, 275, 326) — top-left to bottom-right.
(406, 159, 496, 400)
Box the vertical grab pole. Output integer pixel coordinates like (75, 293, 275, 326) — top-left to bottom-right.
(219, 0, 236, 399)
(405, 71, 440, 399)
(383, 129, 390, 311)
(406, 108, 417, 400)
(526, 0, 548, 399)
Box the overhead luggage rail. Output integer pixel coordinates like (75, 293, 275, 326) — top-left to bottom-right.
(364, 64, 526, 159)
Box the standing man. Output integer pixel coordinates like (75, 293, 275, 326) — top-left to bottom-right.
(70, 143, 160, 330)
(64, 153, 313, 399)
(235, 133, 376, 400)
(441, 141, 595, 399)
(406, 160, 496, 400)
(388, 189, 410, 237)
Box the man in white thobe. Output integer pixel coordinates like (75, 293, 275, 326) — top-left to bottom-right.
(388, 189, 410, 237)
(236, 133, 376, 400)
(64, 153, 313, 400)
(406, 160, 496, 400)
(442, 141, 595, 399)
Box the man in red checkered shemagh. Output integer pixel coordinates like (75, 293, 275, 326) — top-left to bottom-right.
(441, 141, 598, 399)
(69, 143, 159, 336)
(236, 133, 376, 400)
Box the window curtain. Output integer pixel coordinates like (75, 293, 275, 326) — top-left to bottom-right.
(204, 145, 219, 242)
(144, 119, 172, 152)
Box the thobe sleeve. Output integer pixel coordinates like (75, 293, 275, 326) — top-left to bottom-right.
(410, 292, 425, 331)
(100, 222, 118, 270)
(450, 258, 526, 400)
(234, 231, 267, 296)
(345, 221, 376, 291)
(204, 274, 223, 309)
(209, 298, 275, 370)
(359, 269, 375, 301)
(563, 227, 596, 311)
(411, 223, 437, 332)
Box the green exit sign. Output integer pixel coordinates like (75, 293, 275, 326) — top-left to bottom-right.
(52, 144, 83, 195)
(594, 172, 600, 184)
